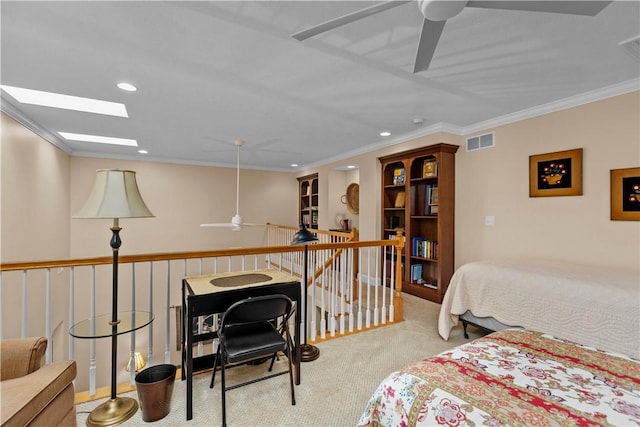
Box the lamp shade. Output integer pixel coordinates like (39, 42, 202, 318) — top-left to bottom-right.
(74, 169, 154, 219)
(291, 221, 318, 246)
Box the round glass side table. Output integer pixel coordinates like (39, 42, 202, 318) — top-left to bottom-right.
(70, 311, 153, 339)
(70, 311, 154, 427)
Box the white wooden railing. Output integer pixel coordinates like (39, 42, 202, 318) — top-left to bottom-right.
(0, 224, 404, 397)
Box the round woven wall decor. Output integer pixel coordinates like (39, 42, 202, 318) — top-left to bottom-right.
(345, 183, 359, 214)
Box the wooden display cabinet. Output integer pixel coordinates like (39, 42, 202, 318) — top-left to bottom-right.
(379, 143, 458, 303)
(298, 173, 318, 228)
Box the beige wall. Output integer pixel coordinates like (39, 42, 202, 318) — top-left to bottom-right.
(322, 168, 360, 230)
(1, 112, 298, 264)
(1, 113, 71, 262)
(1, 113, 72, 359)
(10, 91, 636, 271)
(69, 157, 297, 258)
(303, 92, 640, 272)
(456, 91, 639, 271)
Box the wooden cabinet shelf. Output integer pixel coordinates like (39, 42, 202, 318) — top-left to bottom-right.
(379, 143, 458, 304)
(298, 173, 319, 228)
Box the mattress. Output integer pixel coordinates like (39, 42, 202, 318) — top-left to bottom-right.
(438, 258, 640, 359)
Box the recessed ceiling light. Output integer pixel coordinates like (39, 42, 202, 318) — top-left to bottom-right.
(347, 165, 356, 169)
(138, 149, 148, 154)
(58, 132, 137, 147)
(291, 163, 299, 167)
(380, 131, 391, 137)
(0, 85, 128, 117)
(117, 82, 137, 92)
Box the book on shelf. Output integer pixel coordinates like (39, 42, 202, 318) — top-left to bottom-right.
(411, 236, 425, 256)
(422, 159, 438, 178)
(393, 167, 405, 185)
(422, 282, 437, 289)
(425, 184, 439, 215)
(410, 264, 423, 284)
(419, 240, 438, 260)
(429, 185, 439, 205)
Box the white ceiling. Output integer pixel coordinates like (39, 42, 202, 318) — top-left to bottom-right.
(1, 1, 639, 171)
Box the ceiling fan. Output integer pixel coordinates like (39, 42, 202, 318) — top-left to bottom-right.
(292, 0, 612, 73)
(200, 140, 264, 231)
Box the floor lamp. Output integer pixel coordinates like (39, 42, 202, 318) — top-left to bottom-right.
(291, 221, 320, 362)
(74, 169, 154, 426)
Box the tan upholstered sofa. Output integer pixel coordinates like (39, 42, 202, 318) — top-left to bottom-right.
(0, 337, 77, 426)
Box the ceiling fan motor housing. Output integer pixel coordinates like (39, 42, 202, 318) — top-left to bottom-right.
(418, 0, 467, 21)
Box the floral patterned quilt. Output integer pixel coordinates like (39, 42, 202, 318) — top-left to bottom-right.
(358, 329, 640, 427)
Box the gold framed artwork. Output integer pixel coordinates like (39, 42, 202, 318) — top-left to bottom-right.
(422, 159, 437, 178)
(610, 167, 640, 221)
(529, 148, 583, 197)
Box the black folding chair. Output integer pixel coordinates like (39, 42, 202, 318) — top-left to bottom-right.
(209, 294, 296, 426)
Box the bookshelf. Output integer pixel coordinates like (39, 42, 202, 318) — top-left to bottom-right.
(379, 143, 458, 303)
(298, 173, 318, 228)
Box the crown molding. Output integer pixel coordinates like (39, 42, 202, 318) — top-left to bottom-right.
(460, 79, 639, 135)
(303, 122, 464, 170)
(307, 79, 639, 169)
(0, 96, 73, 154)
(69, 149, 294, 173)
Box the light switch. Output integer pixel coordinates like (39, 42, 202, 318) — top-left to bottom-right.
(485, 215, 495, 226)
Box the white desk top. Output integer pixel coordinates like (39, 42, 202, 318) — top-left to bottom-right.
(184, 268, 298, 296)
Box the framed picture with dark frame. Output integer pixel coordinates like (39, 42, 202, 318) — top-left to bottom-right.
(529, 148, 583, 197)
(611, 167, 640, 221)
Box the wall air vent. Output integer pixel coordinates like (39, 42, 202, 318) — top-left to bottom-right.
(466, 132, 495, 152)
(619, 35, 640, 60)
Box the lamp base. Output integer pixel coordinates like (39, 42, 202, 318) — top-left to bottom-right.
(86, 397, 138, 427)
(300, 343, 320, 362)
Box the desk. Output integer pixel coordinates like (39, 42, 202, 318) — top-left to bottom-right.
(181, 269, 301, 421)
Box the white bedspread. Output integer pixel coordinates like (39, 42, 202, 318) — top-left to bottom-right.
(438, 258, 640, 359)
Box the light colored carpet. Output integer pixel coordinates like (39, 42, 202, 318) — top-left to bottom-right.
(76, 293, 484, 426)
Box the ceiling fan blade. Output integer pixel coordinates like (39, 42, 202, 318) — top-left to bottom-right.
(466, 1, 612, 16)
(413, 18, 446, 73)
(292, 1, 410, 41)
(200, 223, 234, 227)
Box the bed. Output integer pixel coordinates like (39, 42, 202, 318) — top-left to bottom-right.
(358, 329, 640, 427)
(438, 258, 640, 360)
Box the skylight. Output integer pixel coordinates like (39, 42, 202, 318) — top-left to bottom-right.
(0, 85, 128, 117)
(58, 132, 137, 147)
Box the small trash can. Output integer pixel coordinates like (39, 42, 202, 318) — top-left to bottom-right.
(135, 364, 176, 422)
